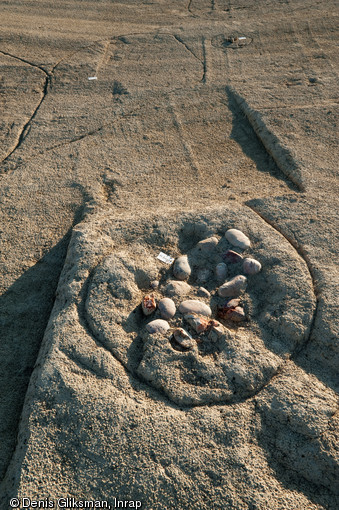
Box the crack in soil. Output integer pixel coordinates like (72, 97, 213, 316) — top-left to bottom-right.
(0, 50, 50, 166)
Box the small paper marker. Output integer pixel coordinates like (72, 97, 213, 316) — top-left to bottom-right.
(88, 76, 97, 80)
(157, 252, 174, 264)
(238, 37, 247, 40)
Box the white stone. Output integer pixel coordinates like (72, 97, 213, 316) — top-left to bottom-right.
(197, 287, 211, 298)
(218, 275, 247, 297)
(179, 300, 212, 317)
(225, 229, 251, 249)
(158, 298, 176, 320)
(146, 319, 170, 334)
(243, 258, 262, 275)
(173, 255, 191, 280)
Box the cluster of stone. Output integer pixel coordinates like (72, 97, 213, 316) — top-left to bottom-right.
(140, 228, 261, 351)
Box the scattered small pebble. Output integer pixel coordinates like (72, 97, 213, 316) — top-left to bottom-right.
(173, 255, 191, 281)
(173, 328, 194, 349)
(179, 300, 212, 317)
(197, 287, 211, 298)
(225, 298, 241, 309)
(196, 268, 211, 283)
(146, 319, 170, 334)
(158, 298, 176, 320)
(165, 280, 191, 297)
(218, 275, 247, 297)
(184, 313, 211, 333)
(142, 295, 156, 316)
(150, 280, 159, 290)
(243, 258, 262, 275)
(225, 229, 251, 250)
(196, 236, 219, 253)
(222, 250, 243, 263)
(216, 262, 228, 282)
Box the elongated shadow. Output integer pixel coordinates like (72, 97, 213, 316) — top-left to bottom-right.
(226, 87, 299, 192)
(0, 230, 73, 482)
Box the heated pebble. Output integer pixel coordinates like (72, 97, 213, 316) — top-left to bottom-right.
(173, 328, 194, 349)
(196, 268, 211, 283)
(142, 295, 156, 316)
(184, 313, 211, 333)
(173, 255, 191, 280)
(216, 262, 227, 282)
(179, 300, 212, 317)
(225, 229, 251, 250)
(225, 306, 246, 322)
(243, 258, 262, 275)
(208, 321, 224, 342)
(196, 236, 219, 253)
(146, 319, 170, 334)
(218, 275, 247, 298)
(197, 287, 211, 298)
(222, 250, 243, 264)
(158, 298, 176, 320)
(165, 280, 191, 297)
(150, 280, 159, 290)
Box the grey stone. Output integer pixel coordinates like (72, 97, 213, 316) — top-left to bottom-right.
(173, 255, 191, 280)
(243, 258, 262, 275)
(146, 319, 170, 334)
(178, 300, 212, 317)
(216, 262, 228, 281)
(158, 298, 176, 320)
(196, 236, 219, 253)
(218, 275, 247, 297)
(165, 280, 191, 297)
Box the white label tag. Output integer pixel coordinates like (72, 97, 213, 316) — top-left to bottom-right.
(157, 252, 174, 264)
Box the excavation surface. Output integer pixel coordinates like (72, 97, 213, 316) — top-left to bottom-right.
(0, 1, 338, 509)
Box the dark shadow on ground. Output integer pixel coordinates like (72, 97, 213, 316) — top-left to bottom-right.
(255, 417, 339, 509)
(226, 87, 299, 192)
(0, 230, 73, 481)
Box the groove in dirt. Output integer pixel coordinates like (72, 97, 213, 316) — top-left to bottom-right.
(246, 203, 320, 360)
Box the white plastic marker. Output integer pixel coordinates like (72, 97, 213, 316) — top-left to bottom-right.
(88, 76, 97, 80)
(238, 37, 247, 40)
(157, 252, 174, 264)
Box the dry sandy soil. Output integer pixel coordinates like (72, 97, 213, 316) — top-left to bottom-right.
(0, 1, 338, 508)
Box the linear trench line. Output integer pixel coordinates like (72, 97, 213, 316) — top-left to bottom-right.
(227, 85, 306, 192)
